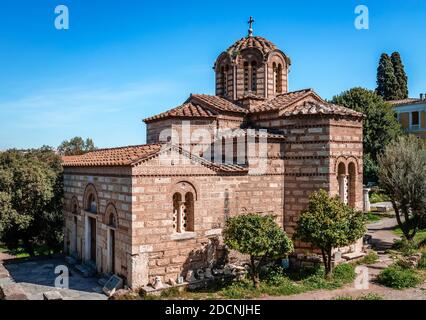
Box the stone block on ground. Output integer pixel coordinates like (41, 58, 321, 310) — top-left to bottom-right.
(0, 283, 28, 300)
(43, 290, 63, 300)
(342, 252, 366, 261)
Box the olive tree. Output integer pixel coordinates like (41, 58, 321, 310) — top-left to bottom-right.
(223, 214, 293, 288)
(295, 190, 366, 277)
(378, 135, 426, 241)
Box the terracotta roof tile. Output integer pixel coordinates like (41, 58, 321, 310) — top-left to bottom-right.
(251, 89, 315, 113)
(190, 94, 249, 114)
(62, 143, 249, 173)
(388, 98, 423, 106)
(62, 144, 163, 167)
(281, 101, 363, 117)
(226, 36, 278, 57)
(144, 102, 217, 123)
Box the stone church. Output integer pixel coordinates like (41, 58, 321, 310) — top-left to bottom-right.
(62, 21, 364, 288)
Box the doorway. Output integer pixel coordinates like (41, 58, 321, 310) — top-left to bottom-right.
(89, 217, 97, 262)
(109, 229, 115, 274)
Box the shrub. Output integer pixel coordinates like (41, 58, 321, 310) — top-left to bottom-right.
(392, 239, 418, 256)
(356, 251, 379, 265)
(377, 265, 421, 289)
(294, 190, 366, 276)
(369, 192, 390, 204)
(418, 253, 426, 269)
(302, 264, 355, 290)
(223, 214, 293, 288)
(358, 293, 383, 300)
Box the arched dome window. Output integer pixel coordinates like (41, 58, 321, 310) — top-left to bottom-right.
(243, 62, 249, 93)
(276, 63, 283, 93)
(251, 61, 257, 92)
(221, 65, 229, 96)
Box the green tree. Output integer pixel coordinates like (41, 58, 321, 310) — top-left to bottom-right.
(378, 136, 426, 241)
(294, 190, 366, 277)
(376, 53, 400, 100)
(391, 52, 409, 99)
(223, 214, 293, 288)
(0, 149, 64, 255)
(58, 137, 96, 156)
(331, 88, 402, 182)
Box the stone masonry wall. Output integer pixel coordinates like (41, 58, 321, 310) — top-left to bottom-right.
(129, 154, 284, 287)
(63, 167, 133, 281)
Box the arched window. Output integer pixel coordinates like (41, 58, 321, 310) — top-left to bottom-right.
(173, 193, 182, 232)
(276, 64, 282, 93)
(243, 62, 249, 93)
(172, 192, 195, 233)
(337, 162, 348, 205)
(251, 61, 257, 92)
(184, 192, 195, 232)
(108, 212, 117, 228)
(87, 194, 97, 214)
(71, 197, 79, 215)
(221, 65, 229, 96)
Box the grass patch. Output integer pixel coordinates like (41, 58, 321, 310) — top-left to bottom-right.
(393, 227, 426, 246)
(365, 212, 382, 222)
(377, 265, 421, 289)
(333, 293, 383, 300)
(418, 253, 426, 270)
(132, 264, 357, 300)
(369, 192, 390, 204)
(0, 244, 55, 258)
(352, 251, 379, 266)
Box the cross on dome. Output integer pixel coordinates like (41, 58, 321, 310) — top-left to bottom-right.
(248, 16, 255, 37)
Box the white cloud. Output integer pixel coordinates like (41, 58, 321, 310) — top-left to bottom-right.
(0, 81, 181, 129)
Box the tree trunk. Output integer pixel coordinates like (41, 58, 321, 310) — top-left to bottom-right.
(250, 256, 260, 289)
(392, 201, 414, 241)
(326, 248, 333, 278)
(23, 238, 35, 257)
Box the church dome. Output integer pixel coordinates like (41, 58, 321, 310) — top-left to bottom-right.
(226, 36, 278, 57)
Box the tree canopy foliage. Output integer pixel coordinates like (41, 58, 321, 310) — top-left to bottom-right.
(58, 137, 96, 156)
(376, 52, 408, 101)
(295, 190, 366, 276)
(378, 135, 426, 241)
(223, 214, 293, 288)
(0, 148, 63, 255)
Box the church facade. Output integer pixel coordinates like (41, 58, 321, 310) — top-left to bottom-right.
(62, 24, 364, 288)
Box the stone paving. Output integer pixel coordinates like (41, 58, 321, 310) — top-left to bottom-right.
(1, 257, 107, 300)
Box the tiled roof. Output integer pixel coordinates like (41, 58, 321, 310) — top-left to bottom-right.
(191, 94, 249, 114)
(62, 143, 248, 173)
(62, 144, 163, 167)
(226, 36, 277, 57)
(388, 98, 423, 106)
(251, 89, 315, 113)
(144, 102, 217, 123)
(281, 101, 363, 117)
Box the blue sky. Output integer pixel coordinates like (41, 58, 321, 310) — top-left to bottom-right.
(0, 0, 425, 149)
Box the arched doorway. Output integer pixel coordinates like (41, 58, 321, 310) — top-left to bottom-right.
(106, 205, 118, 274)
(83, 184, 98, 264)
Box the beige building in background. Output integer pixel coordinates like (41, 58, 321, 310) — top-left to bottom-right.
(390, 94, 426, 138)
(62, 27, 364, 289)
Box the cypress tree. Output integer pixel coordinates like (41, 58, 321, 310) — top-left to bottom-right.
(376, 53, 400, 101)
(391, 52, 409, 99)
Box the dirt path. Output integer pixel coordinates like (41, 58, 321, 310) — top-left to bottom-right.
(264, 217, 426, 300)
(0, 252, 14, 262)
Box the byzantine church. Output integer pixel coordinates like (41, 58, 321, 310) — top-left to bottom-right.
(62, 20, 364, 288)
